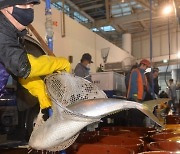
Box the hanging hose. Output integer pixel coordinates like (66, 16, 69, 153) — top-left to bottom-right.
(45, 0, 53, 117)
(45, 0, 53, 51)
(165, 16, 171, 88)
(45, 1, 66, 153)
(149, 0, 155, 99)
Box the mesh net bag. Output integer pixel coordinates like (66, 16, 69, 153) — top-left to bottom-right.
(45, 72, 107, 108)
(30, 73, 107, 151)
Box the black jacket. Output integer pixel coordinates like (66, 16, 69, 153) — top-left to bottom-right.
(0, 12, 31, 78)
(74, 63, 92, 82)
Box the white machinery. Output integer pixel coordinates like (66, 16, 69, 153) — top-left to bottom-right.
(91, 72, 126, 98)
(104, 57, 136, 72)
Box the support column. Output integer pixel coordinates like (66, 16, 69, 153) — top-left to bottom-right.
(122, 33, 132, 54)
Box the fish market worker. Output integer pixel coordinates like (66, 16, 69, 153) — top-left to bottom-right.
(127, 59, 150, 102)
(0, 0, 70, 109)
(74, 53, 93, 82)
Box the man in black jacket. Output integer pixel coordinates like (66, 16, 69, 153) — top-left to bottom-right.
(74, 53, 93, 82)
(0, 0, 71, 109)
(0, 0, 39, 78)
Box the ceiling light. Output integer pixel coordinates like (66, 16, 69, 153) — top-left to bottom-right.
(178, 52, 180, 58)
(163, 5, 173, 15)
(163, 59, 168, 63)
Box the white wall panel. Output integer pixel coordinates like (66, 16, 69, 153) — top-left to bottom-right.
(152, 36, 161, 57)
(161, 33, 169, 55)
(171, 32, 177, 54)
(132, 28, 180, 62)
(132, 40, 141, 59)
(142, 38, 150, 58)
(33, 2, 132, 73)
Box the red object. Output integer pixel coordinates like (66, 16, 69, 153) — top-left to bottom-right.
(99, 136, 144, 153)
(139, 151, 177, 154)
(140, 59, 151, 67)
(77, 130, 145, 139)
(165, 115, 180, 124)
(75, 133, 144, 153)
(53, 21, 58, 26)
(100, 126, 156, 135)
(147, 141, 180, 151)
(68, 144, 133, 154)
(151, 132, 180, 141)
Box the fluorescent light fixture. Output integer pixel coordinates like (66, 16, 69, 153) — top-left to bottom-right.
(100, 26, 115, 32)
(163, 59, 168, 63)
(163, 5, 173, 15)
(91, 28, 99, 32)
(178, 52, 180, 58)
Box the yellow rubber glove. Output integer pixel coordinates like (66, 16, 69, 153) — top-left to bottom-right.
(19, 77, 51, 109)
(27, 54, 71, 77)
(19, 54, 71, 109)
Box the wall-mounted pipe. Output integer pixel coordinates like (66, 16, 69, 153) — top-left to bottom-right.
(45, 0, 54, 116)
(61, 0, 66, 37)
(149, 0, 155, 99)
(45, 1, 66, 153)
(45, 0, 53, 51)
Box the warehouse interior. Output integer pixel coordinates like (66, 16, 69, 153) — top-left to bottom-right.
(0, 0, 180, 154)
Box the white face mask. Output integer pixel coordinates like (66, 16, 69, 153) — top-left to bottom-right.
(86, 64, 91, 69)
(145, 67, 151, 74)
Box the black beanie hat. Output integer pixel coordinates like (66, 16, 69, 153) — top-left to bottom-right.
(81, 53, 93, 63)
(0, 0, 40, 10)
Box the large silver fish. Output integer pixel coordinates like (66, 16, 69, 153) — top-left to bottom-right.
(28, 73, 164, 152)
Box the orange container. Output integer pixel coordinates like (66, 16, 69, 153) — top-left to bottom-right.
(151, 132, 180, 141)
(147, 141, 180, 151)
(165, 115, 180, 124)
(76, 133, 100, 143)
(138, 151, 177, 154)
(165, 124, 180, 130)
(67, 143, 134, 154)
(101, 126, 157, 136)
(80, 130, 145, 139)
(99, 136, 144, 153)
(79, 130, 130, 136)
(160, 129, 177, 133)
(76, 133, 144, 153)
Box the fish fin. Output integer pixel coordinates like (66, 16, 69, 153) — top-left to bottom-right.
(46, 133, 80, 151)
